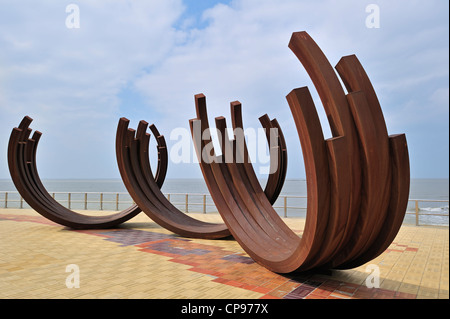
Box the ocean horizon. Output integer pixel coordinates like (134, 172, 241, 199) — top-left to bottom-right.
(1, 178, 448, 226)
(1, 177, 448, 197)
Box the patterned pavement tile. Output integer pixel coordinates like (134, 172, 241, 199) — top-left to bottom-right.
(0, 209, 448, 299)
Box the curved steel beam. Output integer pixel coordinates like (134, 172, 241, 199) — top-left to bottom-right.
(7, 116, 153, 229)
(115, 117, 230, 239)
(190, 97, 295, 268)
(333, 55, 409, 269)
(227, 104, 298, 247)
(148, 123, 168, 189)
(258, 114, 287, 205)
(338, 134, 409, 269)
(191, 94, 334, 273)
(286, 87, 354, 270)
(288, 32, 362, 262)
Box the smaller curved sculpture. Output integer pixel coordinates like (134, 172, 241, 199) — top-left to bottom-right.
(7, 116, 166, 229)
(114, 112, 287, 238)
(115, 117, 231, 239)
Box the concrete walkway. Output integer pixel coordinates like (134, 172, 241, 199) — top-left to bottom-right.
(0, 209, 448, 299)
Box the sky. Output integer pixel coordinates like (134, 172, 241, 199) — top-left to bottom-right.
(0, 0, 448, 181)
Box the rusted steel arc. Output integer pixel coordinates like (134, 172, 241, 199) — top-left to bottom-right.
(117, 118, 230, 239)
(137, 121, 168, 188)
(135, 120, 167, 189)
(149, 123, 168, 189)
(331, 55, 392, 267)
(8, 117, 119, 228)
(288, 32, 361, 244)
(116, 118, 230, 239)
(14, 123, 56, 214)
(25, 132, 97, 219)
(191, 97, 278, 254)
(228, 103, 299, 244)
(192, 99, 281, 253)
(215, 113, 297, 247)
(8, 125, 65, 225)
(14, 125, 84, 226)
(258, 114, 281, 204)
(330, 91, 391, 266)
(285, 87, 355, 270)
(337, 134, 410, 269)
(269, 118, 288, 204)
(7, 117, 142, 229)
(192, 94, 343, 273)
(288, 32, 365, 268)
(14, 116, 163, 229)
(195, 95, 356, 272)
(131, 125, 227, 239)
(258, 114, 288, 205)
(17, 118, 142, 228)
(215, 117, 294, 252)
(191, 95, 296, 266)
(289, 32, 357, 139)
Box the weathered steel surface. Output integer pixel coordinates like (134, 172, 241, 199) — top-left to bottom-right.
(257, 114, 287, 205)
(7, 116, 149, 229)
(189, 31, 409, 273)
(115, 118, 230, 239)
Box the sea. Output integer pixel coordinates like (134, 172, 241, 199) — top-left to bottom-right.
(0, 178, 448, 226)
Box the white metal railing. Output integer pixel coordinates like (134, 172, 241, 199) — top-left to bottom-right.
(0, 191, 448, 226)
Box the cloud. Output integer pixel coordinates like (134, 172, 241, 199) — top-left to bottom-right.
(0, 0, 185, 178)
(0, 0, 448, 180)
(133, 0, 449, 178)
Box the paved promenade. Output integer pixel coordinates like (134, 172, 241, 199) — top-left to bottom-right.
(0, 208, 448, 299)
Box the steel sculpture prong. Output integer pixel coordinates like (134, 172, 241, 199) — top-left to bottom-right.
(332, 54, 409, 269)
(258, 114, 287, 205)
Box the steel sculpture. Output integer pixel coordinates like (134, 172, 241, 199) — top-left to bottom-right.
(7, 116, 167, 229)
(6, 30, 409, 275)
(115, 117, 231, 239)
(189, 31, 409, 273)
(7, 114, 286, 236)
(113, 111, 286, 238)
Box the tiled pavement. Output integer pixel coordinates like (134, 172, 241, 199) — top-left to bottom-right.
(0, 209, 448, 299)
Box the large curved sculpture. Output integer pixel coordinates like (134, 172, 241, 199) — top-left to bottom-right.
(189, 31, 409, 273)
(7, 116, 167, 229)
